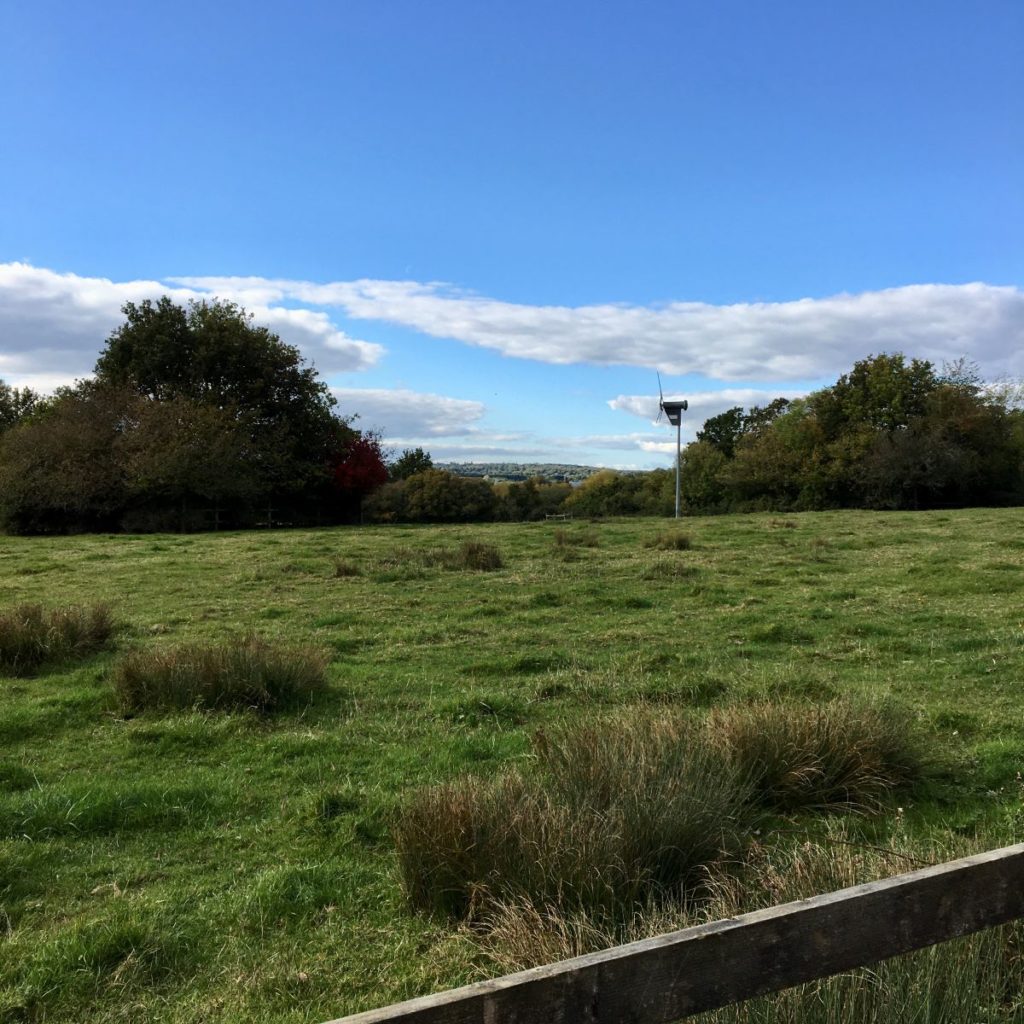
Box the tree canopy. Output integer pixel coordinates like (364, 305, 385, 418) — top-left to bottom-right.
(680, 353, 1024, 513)
(0, 297, 386, 533)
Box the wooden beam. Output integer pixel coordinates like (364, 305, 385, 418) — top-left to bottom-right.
(324, 842, 1024, 1024)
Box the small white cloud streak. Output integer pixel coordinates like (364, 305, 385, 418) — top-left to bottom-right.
(609, 388, 811, 433)
(0, 262, 382, 389)
(330, 387, 485, 438)
(173, 275, 1024, 382)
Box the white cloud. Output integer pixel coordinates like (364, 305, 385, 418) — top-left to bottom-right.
(0, 262, 382, 389)
(330, 387, 485, 438)
(173, 275, 1024, 382)
(553, 432, 679, 455)
(429, 444, 554, 461)
(609, 388, 811, 434)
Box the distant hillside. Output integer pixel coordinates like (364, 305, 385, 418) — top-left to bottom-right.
(437, 462, 603, 483)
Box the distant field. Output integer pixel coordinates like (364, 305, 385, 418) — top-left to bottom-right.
(2, 509, 1024, 1022)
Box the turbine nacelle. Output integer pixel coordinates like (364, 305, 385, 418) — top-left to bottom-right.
(656, 372, 688, 426)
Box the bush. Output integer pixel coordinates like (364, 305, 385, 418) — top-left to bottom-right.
(0, 603, 114, 675)
(112, 635, 328, 713)
(395, 714, 748, 921)
(709, 700, 922, 812)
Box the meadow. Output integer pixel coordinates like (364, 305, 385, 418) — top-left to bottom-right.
(1, 508, 1023, 1022)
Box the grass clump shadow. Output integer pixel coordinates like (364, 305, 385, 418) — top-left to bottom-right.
(0, 603, 115, 676)
(112, 635, 328, 713)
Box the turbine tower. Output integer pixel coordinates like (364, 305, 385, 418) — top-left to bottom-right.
(657, 374, 688, 518)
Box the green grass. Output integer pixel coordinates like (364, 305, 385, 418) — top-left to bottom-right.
(1, 509, 1023, 1021)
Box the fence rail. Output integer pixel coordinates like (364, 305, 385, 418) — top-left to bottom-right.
(325, 842, 1024, 1024)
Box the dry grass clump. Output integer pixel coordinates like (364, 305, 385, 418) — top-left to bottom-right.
(420, 541, 504, 571)
(332, 559, 362, 578)
(474, 824, 1024, 1024)
(397, 701, 925, 930)
(709, 701, 922, 812)
(552, 528, 599, 549)
(395, 714, 748, 922)
(646, 531, 693, 551)
(0, 602, 114, 675)
(112, 635, 328, 713)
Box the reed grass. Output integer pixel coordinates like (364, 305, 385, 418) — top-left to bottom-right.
(111, 635, 328, 713)
(0, 602, 114, 675)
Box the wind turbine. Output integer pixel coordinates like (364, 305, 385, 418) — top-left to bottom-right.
(656, 373, 688, 518)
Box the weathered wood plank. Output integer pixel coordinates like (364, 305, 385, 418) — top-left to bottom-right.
(323, 842, 1024, 1024)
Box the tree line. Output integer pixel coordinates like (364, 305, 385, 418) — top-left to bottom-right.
(3, 298, 1020, 534)
(679, 354, 1024, 513)
(0, 298, 387, 533)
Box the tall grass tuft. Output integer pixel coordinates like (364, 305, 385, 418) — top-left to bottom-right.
(419, 542, 504, 571)
(710, 700, 923, 812)
(395, 714, 748, 922)
(0, 602, 114, 676)
(646, 531, 693, 551)
(112, 635, 328, 713)
(332, 558, 362, 578)
(552, 528, 599, 549)
(475, 823, 1024, 1024)
(397, 701, 924, 928)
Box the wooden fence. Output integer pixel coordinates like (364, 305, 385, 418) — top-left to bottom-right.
(324, 842, 1024, 1024)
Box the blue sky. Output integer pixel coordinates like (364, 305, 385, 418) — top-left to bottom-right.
(1, 0, 1021, 466)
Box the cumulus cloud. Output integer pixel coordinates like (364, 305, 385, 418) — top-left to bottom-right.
(0, 262, 382, 389)
(330, 387, 485, 438)
(609, 388, 811, 433)
(173, 274, 1024, 382)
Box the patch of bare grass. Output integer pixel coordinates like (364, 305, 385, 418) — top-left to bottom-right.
(112, 635, 328, 713)
(0, 603, 114, 676)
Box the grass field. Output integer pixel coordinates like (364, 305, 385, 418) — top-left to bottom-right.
(2, 508, 1024, 1022)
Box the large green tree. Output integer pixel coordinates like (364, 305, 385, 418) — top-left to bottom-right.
(0, 385, 129, 533)
(94, 297, 343, 495)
